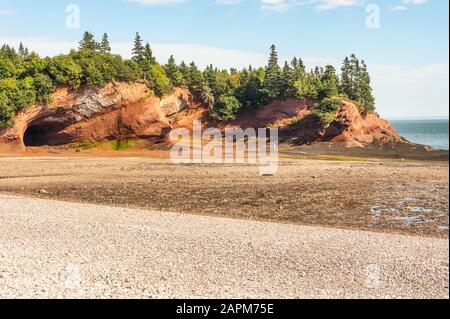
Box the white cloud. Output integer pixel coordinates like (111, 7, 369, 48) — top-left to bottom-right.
(263, 0, 291, 12)
(259, 0, 362, 12)
(390, 5, 408, 11)
(124, 0, 188, 6)
(390, 0, 428, 13)
(121, 0, 373, 12)
(0, 9, 16, 16)
(401, 0, 427, 4)
(216, 0, 241, 5)
(315, 0, 362, 11)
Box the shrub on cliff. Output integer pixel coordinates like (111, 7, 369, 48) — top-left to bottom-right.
(147, 64, 173, 97)
(209, 95, 242, 121)
(311, 97, 343, 126)
(47, 55, 82, 89)
(0, 93, 13, 128)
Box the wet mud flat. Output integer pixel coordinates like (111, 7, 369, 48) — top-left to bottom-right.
(0, 157, 448, 237)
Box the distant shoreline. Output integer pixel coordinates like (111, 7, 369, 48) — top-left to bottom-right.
(387, 117, 450, 121)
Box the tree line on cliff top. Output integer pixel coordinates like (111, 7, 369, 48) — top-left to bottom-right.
(0, 31, 375, 129)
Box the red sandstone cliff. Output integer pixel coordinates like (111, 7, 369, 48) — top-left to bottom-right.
(0, 82, 414, 153)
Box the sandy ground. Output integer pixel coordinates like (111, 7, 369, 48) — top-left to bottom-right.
(0, 157, 448, 237)
(0, 194, 448, 299)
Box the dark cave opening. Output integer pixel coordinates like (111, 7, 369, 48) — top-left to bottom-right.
(23, 122, 66, 147)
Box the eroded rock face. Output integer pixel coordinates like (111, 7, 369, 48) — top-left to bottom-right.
(0, 83, 406, 152)
(0, 83, 196, 151)
(216, 98, 405, 148)
(323, 101, 405, 147)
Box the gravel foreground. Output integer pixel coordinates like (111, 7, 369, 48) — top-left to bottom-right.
(0, 194, 448, 299)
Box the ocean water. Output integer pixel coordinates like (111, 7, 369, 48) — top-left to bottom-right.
(390, 119, 449, 150)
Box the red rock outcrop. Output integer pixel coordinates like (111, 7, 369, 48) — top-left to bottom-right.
(217, 98, 405, 148)
(0, 82, 202, 152)
(0, 82, 409, 152)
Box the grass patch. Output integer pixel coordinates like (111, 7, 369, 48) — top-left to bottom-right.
(111, 140, 132, 151)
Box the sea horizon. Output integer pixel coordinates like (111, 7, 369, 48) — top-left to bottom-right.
(389, 118, 449, 150)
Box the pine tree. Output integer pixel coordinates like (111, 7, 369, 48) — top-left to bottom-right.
(263, 45, 282, 99)
(79, 31, 98, 52)
(319, 65, 339, 99)
(358, 61, 375, 114)
(349, 54, 361, 102)
(340, 57, 352, 98)
(291, 57, 298, 71)
(144, 43, 155, 64)
(297, 57, 306, 74)
(280, 62, 294, 98)
(203, 64, 216, 89)
(165, 55, 183, 86)
(18, 42, 26, 57)
(340, 55, 375, 113)
(100, 33, 111, 53)
(188, 62, 204, 92)
(178, 61, 190, 86)
(132, 32, 145, 62)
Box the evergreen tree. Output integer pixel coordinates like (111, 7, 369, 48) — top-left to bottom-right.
(178, 61, 190, 87)
(132, 32, 145, 62)
(318, 65, 339, 100)
(203, 64, 216, 88)
(349, 54, 361, 101)
(263, 45, 282, 99)
(18, 42, 26, 57)
(280, 62, 293, 98)
(340, 56, 352, 98)
(100, 33, 111, 54)
(340, 55, 375, 114)
(358, 60, 375, 114)
(165, 55, 183, 87)
(188, 62, 204, 92)
(79, 31, 98, 52)
(144, 43, 155, 64)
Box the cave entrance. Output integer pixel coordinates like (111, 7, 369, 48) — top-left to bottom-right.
(23, 122, 66, 147)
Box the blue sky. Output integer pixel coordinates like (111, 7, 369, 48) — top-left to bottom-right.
(0, 0, 448, 118)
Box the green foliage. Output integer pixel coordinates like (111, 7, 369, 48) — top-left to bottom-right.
(165, 55, 184, 87)
(147, 64, 173, 97)
(263, 45, 282, 99)
(33, 73, 54, 104)
(79, 31, 99, 52)
(0, 93, 14, 128)
(100, 33, 111, 54)
(132, 32, 145, 63)
(111, 139, 131, 151)
(47, 55, 82, 89)
(235, 68, 267, 108)
(209, 95, 242, 121)
(0, 32, 377, 129)
(340, 55, 375, 114)
(0, 57, 16, 79)
(311, 97, 343, 125)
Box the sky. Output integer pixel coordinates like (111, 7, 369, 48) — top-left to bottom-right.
(0, 0, 448, 119)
